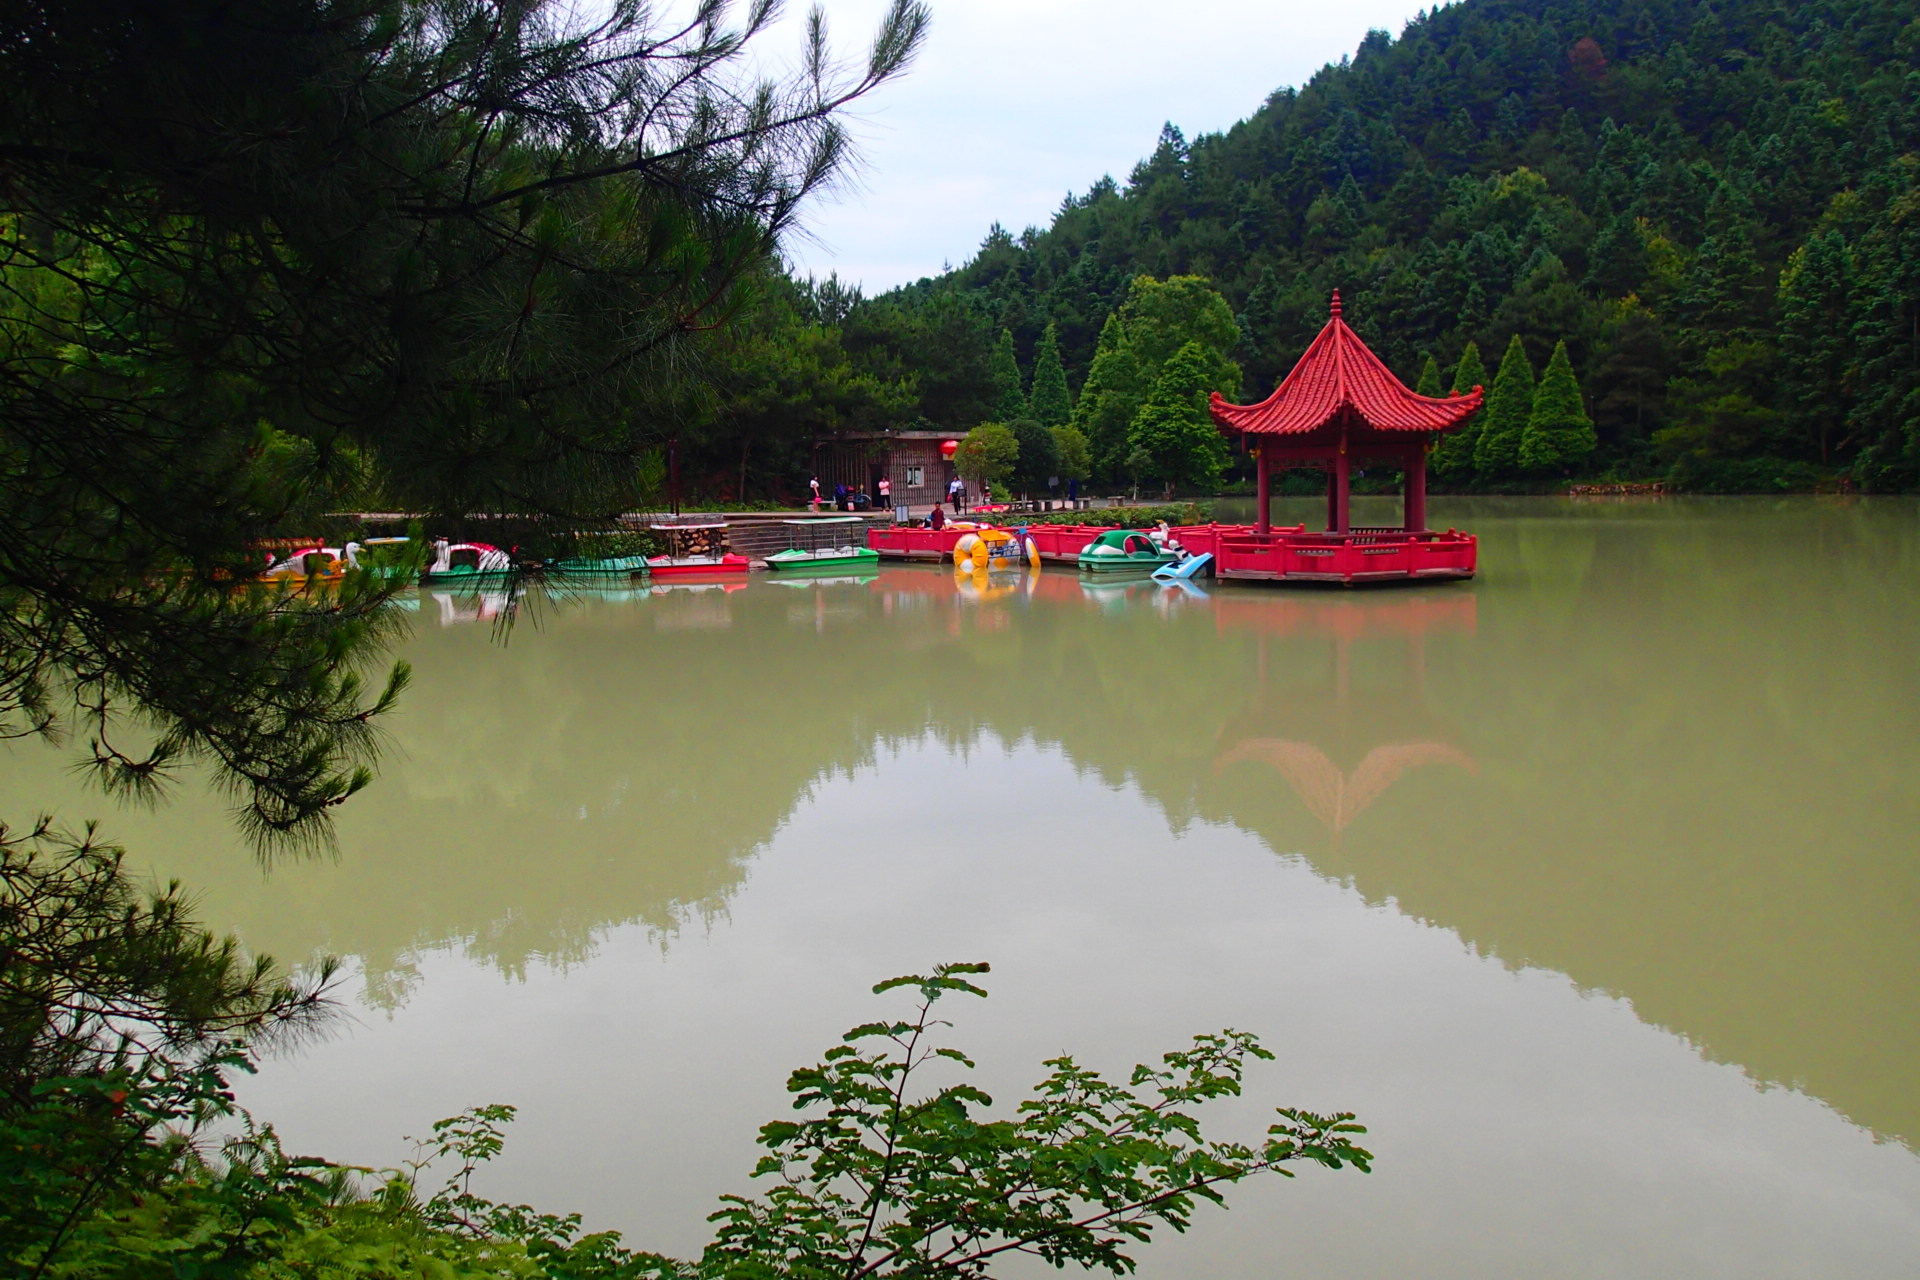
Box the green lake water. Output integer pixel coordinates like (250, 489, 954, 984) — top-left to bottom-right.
(5, 496, 1918, 1276)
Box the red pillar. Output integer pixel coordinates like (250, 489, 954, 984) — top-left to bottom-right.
(1405, 447, 1427, 533)
(1255, 444, 1271, 535)
(1333, 440, 1351, 534)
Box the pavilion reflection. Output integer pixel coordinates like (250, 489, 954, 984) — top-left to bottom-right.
(1210, 591, 1480, 839)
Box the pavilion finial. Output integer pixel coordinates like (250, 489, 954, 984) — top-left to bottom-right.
(1330, 290, 1343, 319)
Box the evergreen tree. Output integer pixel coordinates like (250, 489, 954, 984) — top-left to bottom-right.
(1028, 322, 1073, 428)
(1126, 342, 1227, 493)
(1414, 355, 1443, 398)
(1778, 229, 1856, 463)
(1474, 335, 1535, 476)
(0, 0, 932, 849)
(1519, 340, 1597, 471)
(1432, 342, 1488, 480)
(990, 328, 1028, 421)
(1070, 315, 1144, 482)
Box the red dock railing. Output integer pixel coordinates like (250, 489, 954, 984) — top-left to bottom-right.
(1214, 528, 1476, 583)
(868, 520, 1475, 584)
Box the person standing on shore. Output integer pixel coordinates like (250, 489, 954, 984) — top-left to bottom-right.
(877, 474, 891, 510)
(809, 476, 820, 511)
(948, 476, 963, 513)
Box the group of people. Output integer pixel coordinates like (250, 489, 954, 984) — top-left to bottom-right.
(809, 475, 893, 512)
(804, 473, 989, 516)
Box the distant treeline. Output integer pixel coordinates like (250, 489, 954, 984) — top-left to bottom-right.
(743, 0, 1918, 495)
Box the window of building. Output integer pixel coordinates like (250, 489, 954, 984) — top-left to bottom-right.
(905, 465, 924, 487)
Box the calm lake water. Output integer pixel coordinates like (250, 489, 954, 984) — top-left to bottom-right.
(7, 496, 1920, 1277)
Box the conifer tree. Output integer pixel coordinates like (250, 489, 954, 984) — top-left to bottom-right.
(1126, 342, 1226, 493)
(1071, 314, 1144, 482)
(1474, 335, 1535, 476)
(1431, 342, 1488, 480)
(1415, 355, 1443, 398)
(1452, 344, 1488, 396)
(0, 0, 934, 850)
(1519, 340, 1597, 471)
(1778, 230, 1856, 463)
(1028, 322, 1072, 428)
(990, 328, 1028, 421)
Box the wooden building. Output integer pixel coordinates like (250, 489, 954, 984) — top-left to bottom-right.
(812, 429, 964, 508)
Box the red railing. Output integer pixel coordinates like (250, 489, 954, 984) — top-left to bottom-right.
(1214, 528, 1476, 583)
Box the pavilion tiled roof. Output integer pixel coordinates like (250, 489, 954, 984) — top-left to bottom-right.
(1209, 292, 1483, 435)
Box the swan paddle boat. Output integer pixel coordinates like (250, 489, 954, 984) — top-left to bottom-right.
(766, 516, 881, 574)
(259, 545, 348, 582)
(420, 539, 515, 584)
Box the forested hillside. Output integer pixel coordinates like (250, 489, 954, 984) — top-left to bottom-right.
(764, 0, 1920, 494)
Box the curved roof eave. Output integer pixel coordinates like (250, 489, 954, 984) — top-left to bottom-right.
(1209, 291, 1485, 436)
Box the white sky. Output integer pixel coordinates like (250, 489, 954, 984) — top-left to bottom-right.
(765, 0, 1434, 293)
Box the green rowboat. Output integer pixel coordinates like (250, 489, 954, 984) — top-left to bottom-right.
(765, 517, 881, 574)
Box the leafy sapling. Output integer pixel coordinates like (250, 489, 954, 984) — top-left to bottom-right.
(702, 962, 1370, 1278)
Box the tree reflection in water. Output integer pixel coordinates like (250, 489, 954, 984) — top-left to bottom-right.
(5, 498, 1918, 1149)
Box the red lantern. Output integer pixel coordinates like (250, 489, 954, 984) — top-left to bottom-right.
(939, 439, 959, 459)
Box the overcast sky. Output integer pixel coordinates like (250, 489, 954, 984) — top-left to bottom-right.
(760, 0, 1433, 293)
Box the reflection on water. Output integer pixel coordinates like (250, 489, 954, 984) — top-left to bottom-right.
(5, 498, 1918, 1270)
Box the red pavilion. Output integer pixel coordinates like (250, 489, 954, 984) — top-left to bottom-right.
(1206, 291, 1482, 584)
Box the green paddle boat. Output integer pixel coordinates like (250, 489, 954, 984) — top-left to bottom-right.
(765, 517, 881, 574)
(1076, 528, 1179, 574)
(547, 554, 651, 580)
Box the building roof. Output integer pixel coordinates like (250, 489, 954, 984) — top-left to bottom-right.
(1209, 292, 1484, 436)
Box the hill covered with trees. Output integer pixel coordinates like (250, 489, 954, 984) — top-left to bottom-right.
(770, 0, 1920, 494)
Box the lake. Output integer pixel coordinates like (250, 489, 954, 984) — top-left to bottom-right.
(7, 496, 1919, 1277)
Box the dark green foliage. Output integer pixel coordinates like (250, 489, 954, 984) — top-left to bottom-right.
(1432, 341, 1490, 479)
(1013, 503, 1214, 527)
(0, 822, 336, 1105)
(1475, 336, 1536, 477)
(1051, 425, 1093, 482)
(1127, 343, 1230, 493)
(1778, 229, 1858, 464)
(840, 0, 1920, 489)
(991, 328, 1030, 421)
(1521, 341, 1598, 471)
(0, 0, 931, 849)
(1030, 323, 1074, 428)
(1070, 315, 1146, 480)
(1009, 417, 1060, 495)
(0, 820, 341, 1274)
